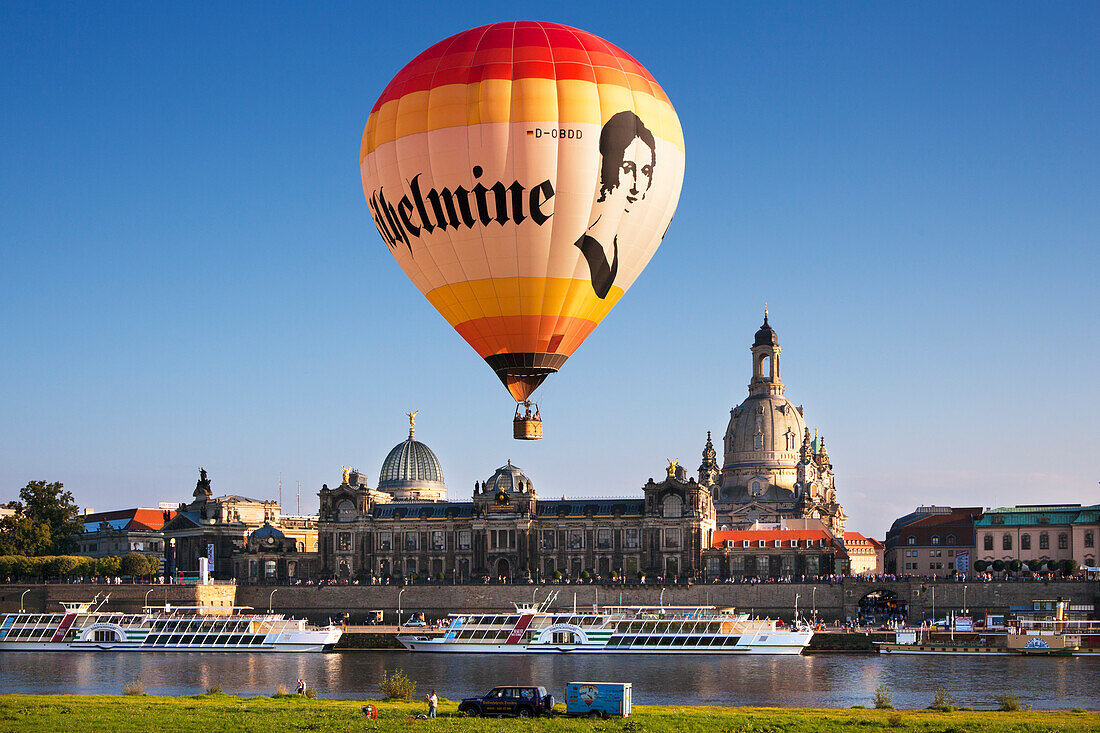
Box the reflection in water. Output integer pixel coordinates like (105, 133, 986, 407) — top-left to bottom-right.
(0, 651, 1096, 710)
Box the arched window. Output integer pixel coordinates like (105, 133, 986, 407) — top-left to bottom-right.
(1039, 533, 1049, 550)
(906, 536, 916, 546)
(1086, 531, 1095, 548)
(336, 500, 357, 523)
(662, 494, 683, 519)
(1003, 534, 1012, 551)
(931, 535, 941, 546)
(753, 431, 764, 450)
(946, 534, 956, 546)
(1021, 534, 1031, 550)
(983, 535, 993, 551)
(1058, 533, 1068, 550)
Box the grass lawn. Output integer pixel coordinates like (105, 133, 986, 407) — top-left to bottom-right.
(0, 694, 1095, 733)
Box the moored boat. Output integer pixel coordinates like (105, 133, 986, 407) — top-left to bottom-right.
(398, 598, 812, 655)
(0, 597, 341, 652)
(876, 618, 1100, 656)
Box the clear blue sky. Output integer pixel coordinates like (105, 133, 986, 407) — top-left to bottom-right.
(2, 2, 1097, 537)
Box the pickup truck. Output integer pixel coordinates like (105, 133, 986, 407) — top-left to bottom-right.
(457, 686, 555, 717)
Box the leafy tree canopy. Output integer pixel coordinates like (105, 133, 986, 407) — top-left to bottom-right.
(0, 481, 82, 555)
(0, 516, 53, 556)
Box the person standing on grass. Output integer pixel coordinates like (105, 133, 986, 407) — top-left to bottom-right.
(296, 678, 306, 695)
(426, 689, 437, 718)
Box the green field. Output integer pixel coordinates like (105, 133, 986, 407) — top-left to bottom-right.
(0, 695, 1095, 733)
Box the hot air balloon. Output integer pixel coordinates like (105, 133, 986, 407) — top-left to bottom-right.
(360, 21, 684, 439)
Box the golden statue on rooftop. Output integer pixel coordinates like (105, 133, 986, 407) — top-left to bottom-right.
(406, 410, 419, 437)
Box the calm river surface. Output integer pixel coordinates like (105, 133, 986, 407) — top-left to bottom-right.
(1, 651, 1097, 710)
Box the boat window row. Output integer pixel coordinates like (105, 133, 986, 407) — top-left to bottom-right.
(73, 615, 146, 627)
(149, 619, 252, 633)
(142, 633, 267, 646)
(2, 627, 59, 640)
(548, 616, 606, 627)
(454, 615, 520, 628)
(449, 629, 518, 642)
(614, 621, 726, 634)
(2, 614, 65, 626)
(606, 635, 742, 647)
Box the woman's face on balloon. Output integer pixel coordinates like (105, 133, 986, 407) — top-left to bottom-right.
(617, 137, 655, 213)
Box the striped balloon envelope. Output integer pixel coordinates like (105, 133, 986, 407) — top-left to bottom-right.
(360, 21, 684, 410)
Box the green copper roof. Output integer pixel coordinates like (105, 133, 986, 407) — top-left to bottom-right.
(975, 504, 1100, 526)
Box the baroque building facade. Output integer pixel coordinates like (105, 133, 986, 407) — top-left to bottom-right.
(317, 442, 715, 582)
(313, 314, 853, 583)
(161, 468, 318, 580)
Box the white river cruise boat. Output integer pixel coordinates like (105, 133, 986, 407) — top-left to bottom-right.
(399, 600, 813, 655)
(0, 598, 341, 652)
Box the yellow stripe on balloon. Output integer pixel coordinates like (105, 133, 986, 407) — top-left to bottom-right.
(425, 278, 625, 327)
(361, 79, 684, 158)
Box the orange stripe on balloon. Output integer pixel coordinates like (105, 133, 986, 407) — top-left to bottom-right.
(453, 316, 599, 359)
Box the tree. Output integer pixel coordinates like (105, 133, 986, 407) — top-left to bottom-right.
(1026, 559, 1043, 572)
(121, 552, 150, 578)
(973, 560, 988, 572)
(48, 555, 80, 578)
(991, 560, 1005, 572)
(0, 481, 83, 555)
(0, 515, 53, 556)
(96, 556, 121, 577)
(143, 554, 161, 577)
(1062, 559, 1078, 575)
(1008, 559, 1022, 573)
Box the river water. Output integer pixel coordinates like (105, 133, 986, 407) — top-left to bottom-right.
(0, 651, 1096, 710)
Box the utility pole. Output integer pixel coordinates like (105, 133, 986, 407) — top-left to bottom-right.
(297, 480, 301, 515)
(278, 472, 282, 508)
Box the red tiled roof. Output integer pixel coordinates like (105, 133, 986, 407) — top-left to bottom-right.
(129, 508, 174, 530)
(711, 529, 835, 548)
(83, 507, 174, 531)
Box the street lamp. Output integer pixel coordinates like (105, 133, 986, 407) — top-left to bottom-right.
(145, 588, 155, 609)
(397, 587, 406, 626)
(962, 584, 968, 615)
(268, 588, 278, 613)
(795, 593, 800, 622)
(659, 588, 665, 607)
(812, 586, 817, 623)
(20, 589, 30, 613)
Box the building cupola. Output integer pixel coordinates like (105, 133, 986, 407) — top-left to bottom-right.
(749, 306, 784, 397)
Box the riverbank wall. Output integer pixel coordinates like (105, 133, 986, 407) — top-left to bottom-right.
(2, 579, 1095, 622)
(233, 580, 1098, 623)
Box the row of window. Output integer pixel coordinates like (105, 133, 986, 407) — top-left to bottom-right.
(2, 628, 58, 640)
(143, 633, 266, 646)
(724, 538, 828, 549)
(606, 635, 741, 647)
(149, 619, 252, 633)
(905, 535, 958, 545)
(982, 532, 1087, 552)
(342, 528, 656, 554)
